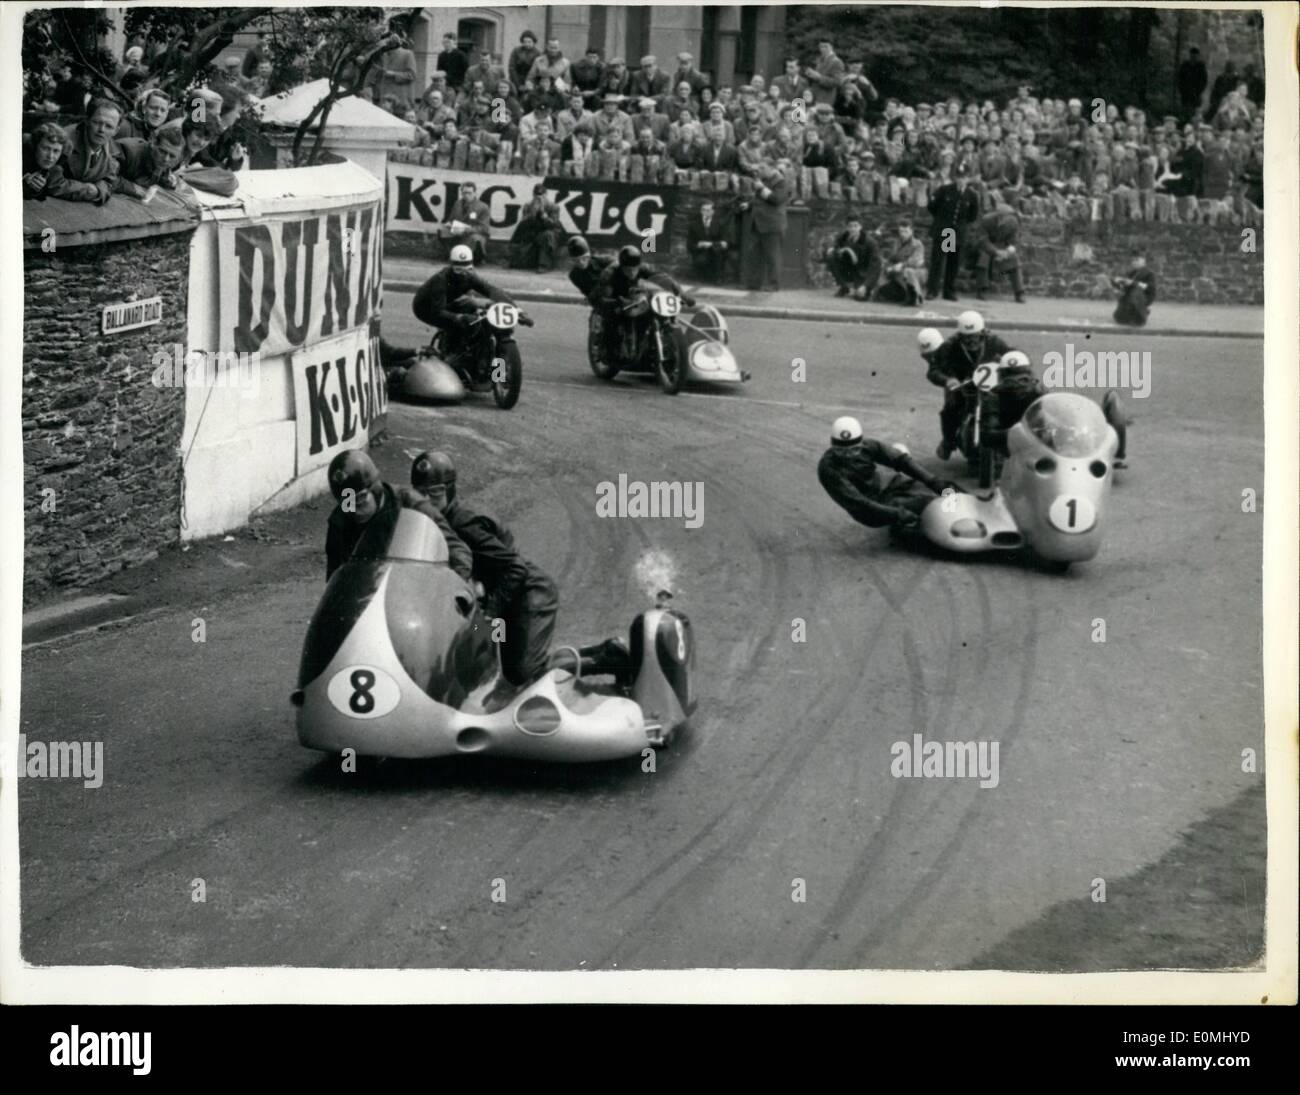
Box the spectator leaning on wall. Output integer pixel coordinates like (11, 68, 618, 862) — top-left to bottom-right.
(22, 122, 70, 200)
(971, 200, 1025, 302)
(52, 97, 123, 204)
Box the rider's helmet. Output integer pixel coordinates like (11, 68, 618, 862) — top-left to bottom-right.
(957, 309, 986, 354)
(917, 327, 944, 355)
(328, 449, 382, 502)
(830, 416, 863, 447)
(410, 450, 457, 503)
(567, 235, 590, 258)
(617, 244, 642, 276)
(1000, 349, 1032, 373)
(449, 244, 474, 267)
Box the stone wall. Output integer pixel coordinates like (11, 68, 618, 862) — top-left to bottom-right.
(23, 230, 194, 604)
(387, 187, 1264, 304)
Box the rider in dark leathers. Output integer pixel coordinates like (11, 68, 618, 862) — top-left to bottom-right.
(818, 416, 958, 531)
(594, 245, 695, 361)
(411, 244, 524, 371)
(410, 451, 631, 689)
(324, 449, 473, 582)
(925, 311, 1015, 459)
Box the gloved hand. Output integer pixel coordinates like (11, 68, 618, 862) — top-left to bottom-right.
(681, 295, 697, 308)
(517, 312, 535, 327)
(895, 508, 921, 532)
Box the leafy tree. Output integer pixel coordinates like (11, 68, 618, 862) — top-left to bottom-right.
(784, 4, 1174, 117)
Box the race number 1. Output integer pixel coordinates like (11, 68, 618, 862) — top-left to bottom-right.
(1048, 494, 1096, 533)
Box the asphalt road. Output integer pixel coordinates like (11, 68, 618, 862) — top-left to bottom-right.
(20, 300, 1265, 970)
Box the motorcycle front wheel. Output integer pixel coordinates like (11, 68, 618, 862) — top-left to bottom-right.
(492, 340, 523, 409)
(652, 324, 682, 396)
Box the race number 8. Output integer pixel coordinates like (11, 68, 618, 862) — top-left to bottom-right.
(486, 302, 518, 327)
(1048, 494, 1096, 533)
(327, 665, 400, 719)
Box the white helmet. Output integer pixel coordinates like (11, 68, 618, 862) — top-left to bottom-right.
(917, 327, 943, 353)
(449, 244, 474, 266)
(1000, 350, 1031, 370)
(831, 416, 863, 447)
(956, 310, 985, 335)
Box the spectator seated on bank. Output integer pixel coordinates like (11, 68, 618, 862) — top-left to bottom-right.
(875, 220, 927, 305)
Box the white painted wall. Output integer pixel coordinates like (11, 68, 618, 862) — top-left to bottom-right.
(181, 161, 384, 540)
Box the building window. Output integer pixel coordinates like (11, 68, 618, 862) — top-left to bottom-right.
(737, 6, 758, 79)
(626, 8, 650, 65)
(457, 16, 497, 61)
(700, 7, 718, 75)
(588, 6, 607, 55)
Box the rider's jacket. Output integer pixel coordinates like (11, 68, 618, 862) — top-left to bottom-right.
(926, 331, 1013, 387)
(568, 254, 613, 302)
(412, 266, 516, 329)
(594, 263, 683, 316)
(326, 483, 474, 581)
(817, 440, 920, 528)
(442, 498, 549, 620)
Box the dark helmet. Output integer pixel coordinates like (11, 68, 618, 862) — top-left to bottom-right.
(328, 449, 381, 501)
(617, 244, 642, 269)
(567, 235, 590, 258)
(411, 450, 457, 497)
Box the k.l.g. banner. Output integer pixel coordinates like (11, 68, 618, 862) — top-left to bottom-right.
(218, 200, 384, 359)
(387, 165, 677, 250)
(291, 327, 389, 475)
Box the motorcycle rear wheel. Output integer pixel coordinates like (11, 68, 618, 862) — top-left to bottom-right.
(492, 341, 523, 409)
(588, 315, 620, 380)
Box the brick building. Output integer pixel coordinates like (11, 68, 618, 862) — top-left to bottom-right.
(407, 5, 786, 91)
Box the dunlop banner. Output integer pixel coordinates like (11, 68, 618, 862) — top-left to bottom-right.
(218, 200, 384, 358)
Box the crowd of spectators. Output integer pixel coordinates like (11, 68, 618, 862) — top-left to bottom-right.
(22, 35, 266, 207)
(386, 32, 1267, 226)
